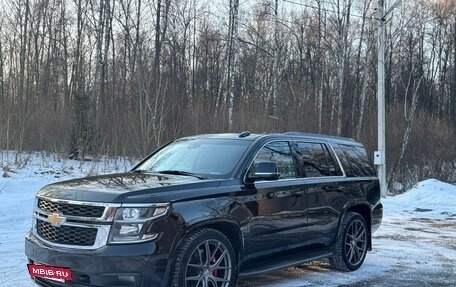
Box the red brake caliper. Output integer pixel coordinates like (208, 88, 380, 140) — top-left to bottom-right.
(211, 256, 218, 277)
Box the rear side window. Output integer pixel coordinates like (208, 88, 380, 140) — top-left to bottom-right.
(339, 144, 376, 177)
(294, 142, 341, 177)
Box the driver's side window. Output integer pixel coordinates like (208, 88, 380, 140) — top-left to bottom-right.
(252, 141, 296, 179)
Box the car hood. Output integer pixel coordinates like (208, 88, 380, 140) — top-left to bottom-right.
(37, 172, 226, 203)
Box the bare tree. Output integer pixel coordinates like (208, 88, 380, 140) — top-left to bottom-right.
(267, 0, 279, 118)
(388, 69, 424, 186)
(227, 0, 239, 130)
(0, 0, 454, 188)
(0, 18, 4, 104)
(335, 0, 352, 136)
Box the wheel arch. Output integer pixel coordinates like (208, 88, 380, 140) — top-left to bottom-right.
(188, 219, 244, 265)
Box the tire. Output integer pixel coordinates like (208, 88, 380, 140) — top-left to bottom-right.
(330, 212, 368, 271)
(171, 228, 237, 287)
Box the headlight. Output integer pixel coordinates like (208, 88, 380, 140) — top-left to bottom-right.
(122, 208, 141, 220)
(108, 203, 169, 244)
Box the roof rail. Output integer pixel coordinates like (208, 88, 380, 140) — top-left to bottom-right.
(283, 131, 356, 142)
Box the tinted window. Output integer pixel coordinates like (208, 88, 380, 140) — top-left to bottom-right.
(252, 141, 296, 179)
(339, 144, 376, 176)
(294, 142, 339, 177)
(333, 145, 352, 176)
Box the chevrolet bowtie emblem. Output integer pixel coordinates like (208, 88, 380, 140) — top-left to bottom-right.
(48, 213, 66, 227)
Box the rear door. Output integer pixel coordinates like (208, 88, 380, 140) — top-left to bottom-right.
(292, 141, 345, 246)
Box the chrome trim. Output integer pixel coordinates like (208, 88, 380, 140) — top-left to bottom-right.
(35, 207, 119, 223)
(243, 139, 347, 183)
(327, 143, 347, 177)
(33, 197, 120, 250)
(33, 196, 170, 250)
(119, 202, 170, 208)
(36, 195, 115, 207)
(252, 175, 346, 184)
(34, 213, 106, 228)
(35, 197, 120, 222)
(108, 234, 159, 245)
(33, 218, 111, 250)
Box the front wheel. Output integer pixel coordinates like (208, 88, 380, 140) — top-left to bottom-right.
(330, 212, 368, 271)
(171, 228, 237, 287)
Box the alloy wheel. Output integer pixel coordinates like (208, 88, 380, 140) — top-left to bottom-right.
(184, 239, 233, 287)
(344, 219, 367, 266)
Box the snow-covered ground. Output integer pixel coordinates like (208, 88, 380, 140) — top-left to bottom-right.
(0, 151, 133, 287)
(239, 179, 456, 287)
(0, 152, 455, 287)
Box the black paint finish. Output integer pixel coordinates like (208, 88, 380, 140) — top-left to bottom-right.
(25, 132, 382, 287)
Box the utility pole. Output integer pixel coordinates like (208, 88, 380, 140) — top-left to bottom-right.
(375, 0, 386, 198)
(375, 0, 401, 198)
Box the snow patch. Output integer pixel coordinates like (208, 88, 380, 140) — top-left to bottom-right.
(0, 151, 133, 287)
(383, 179, 456, 218)
(400, 179, 456, 206)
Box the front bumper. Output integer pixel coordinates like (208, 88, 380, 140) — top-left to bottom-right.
(25, 231, 170, 287)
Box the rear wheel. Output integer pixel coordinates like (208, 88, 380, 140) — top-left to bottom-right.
(171, 228, 237, 287)
(330, 212, 368, 271)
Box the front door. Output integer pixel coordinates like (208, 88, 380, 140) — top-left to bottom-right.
(242, 141, 308, 263)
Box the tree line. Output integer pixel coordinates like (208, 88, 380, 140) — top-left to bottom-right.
(0, 0, 455, 191)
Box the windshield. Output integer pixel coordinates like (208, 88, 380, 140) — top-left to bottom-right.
(136, 138, 251, 179)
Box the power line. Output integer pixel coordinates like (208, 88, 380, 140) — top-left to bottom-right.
(283, 0, 369, 19)
(312, 0, 368, 11)
(282, 0, 375, 20)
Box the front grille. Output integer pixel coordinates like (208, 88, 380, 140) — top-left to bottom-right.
(38, 198, 105, 218)
(37, 220, 97, 246)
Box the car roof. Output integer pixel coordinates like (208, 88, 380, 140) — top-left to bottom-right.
(282, 132, 359, 145)
(180, 131, 360, 146)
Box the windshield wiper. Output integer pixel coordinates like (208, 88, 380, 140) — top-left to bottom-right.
(155, 170, 207, 179)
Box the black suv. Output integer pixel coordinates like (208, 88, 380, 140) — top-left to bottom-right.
(25, 132, 382, 287)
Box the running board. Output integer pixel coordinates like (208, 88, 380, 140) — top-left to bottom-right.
(239, 250, 333, 278)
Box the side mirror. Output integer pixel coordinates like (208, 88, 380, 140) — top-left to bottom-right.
(246, 161, 280, 183)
